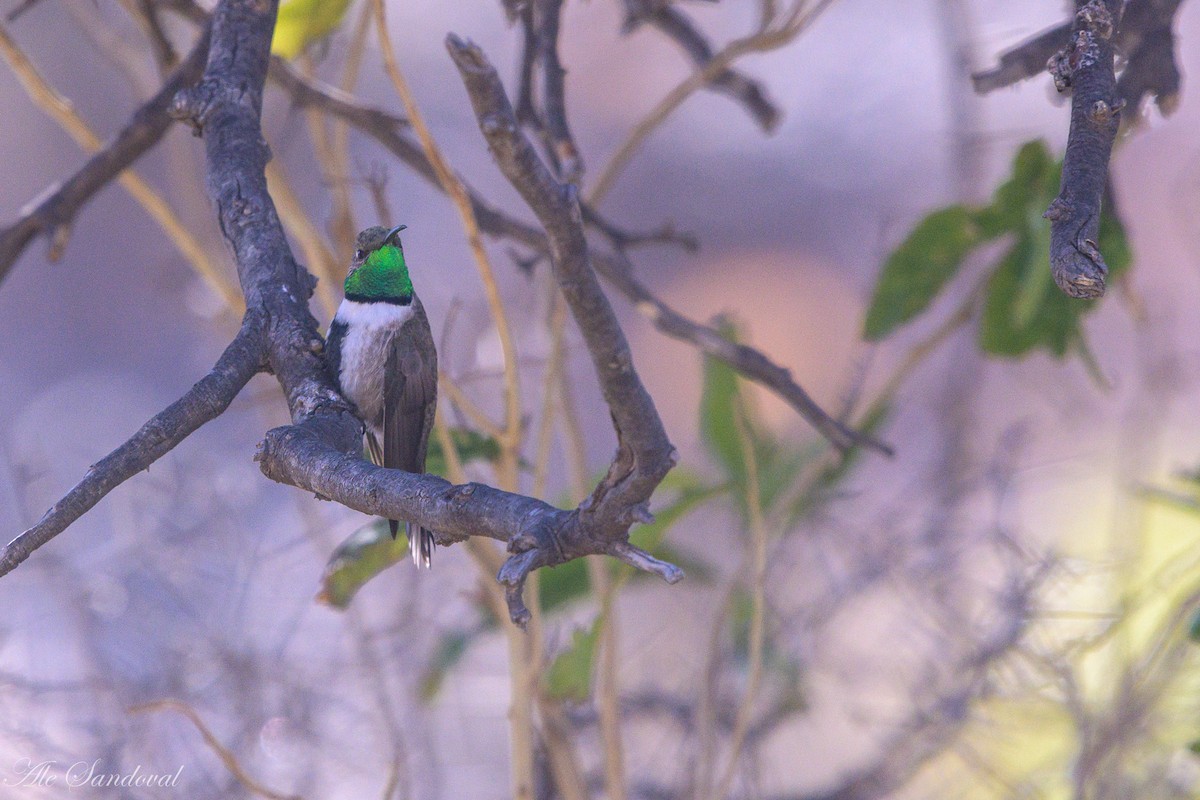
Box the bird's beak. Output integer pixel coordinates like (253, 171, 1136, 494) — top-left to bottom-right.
(385, 224, 407, 245)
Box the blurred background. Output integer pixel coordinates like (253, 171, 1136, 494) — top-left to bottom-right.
(3, 0, 1200, 798)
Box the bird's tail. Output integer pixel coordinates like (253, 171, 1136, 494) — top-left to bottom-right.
(406, 521, 434, 569)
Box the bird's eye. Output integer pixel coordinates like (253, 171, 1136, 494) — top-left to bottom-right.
(354, 249, 365, 260)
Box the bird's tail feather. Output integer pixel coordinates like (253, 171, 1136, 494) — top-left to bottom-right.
(406, 521, 434, 569)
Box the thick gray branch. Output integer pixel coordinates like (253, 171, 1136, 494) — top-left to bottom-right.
(0, 309, 266, 577)
(447, 34, 676, 509)
(1044, 0, 1124, 299)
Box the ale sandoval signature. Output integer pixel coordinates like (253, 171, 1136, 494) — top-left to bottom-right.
(5, 758, 184, 789)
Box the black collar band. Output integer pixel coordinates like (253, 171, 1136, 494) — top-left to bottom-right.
(345, 292, 413, 306)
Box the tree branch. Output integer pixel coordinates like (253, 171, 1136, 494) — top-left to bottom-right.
(1043, 0, 1124, 298)
(446, 32, 683, 618)
(0, 309, 266, 578)
(972, 0, 1184, 113)
(533, 0, 583, 182)
(0, 24, 211, 288)
(621, 0, 780, 131)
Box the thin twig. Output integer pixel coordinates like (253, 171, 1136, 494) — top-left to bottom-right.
(264, 160, 340, 316)
(710, 407, 769, 800)
(439, 372, 506, 440)
(533, 0, 583, 183)
(328, 0, 374, 259)
(621, 0, 781, 131)
(589, 0, 836, 205)
(0, 21, 237, 308)
(130, 699, 302, 800)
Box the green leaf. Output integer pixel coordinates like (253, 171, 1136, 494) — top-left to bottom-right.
(271, 0, 353, 60)
(863, 205, 983, 340)
(419, 629, 475, 702)
(700, 319, 753, 482)
(539, 558, 591, 614)
(975, 139, 1133, 365)
(975, 140, 1057, 238)
(1011, 208, 1054, 329)
(317, 519, 409, 609)
(979, 235, 1071, 357)
(545, 621, 601, 702)
(425, 428, 502, 478)
(1098, 202, 1132, 277)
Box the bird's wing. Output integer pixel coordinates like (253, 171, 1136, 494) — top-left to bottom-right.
(383, 304, 438, 476)
(384, 298, 438, 564)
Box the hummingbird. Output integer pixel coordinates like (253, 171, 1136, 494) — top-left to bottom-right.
(325, 224, 438, 568)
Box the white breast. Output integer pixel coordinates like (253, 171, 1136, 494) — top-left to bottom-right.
(332, 298, 415, 431)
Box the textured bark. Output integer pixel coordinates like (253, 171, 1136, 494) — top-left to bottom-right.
(1044, 0, 1125, 298)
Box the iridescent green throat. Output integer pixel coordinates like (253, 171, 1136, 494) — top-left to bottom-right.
(343, 244, 413, 304)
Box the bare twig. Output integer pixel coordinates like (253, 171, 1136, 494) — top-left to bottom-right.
(327, 0, 374, 260)
(971, 22, 1069, 94)
(973, 0, 1184, 115)
(532, 0, 583, 182)
(589, 0, 836, 205)
(130, 699, 302, 800)
(264, 160, 340, 316)
(446, 31, 684, 620)
(1115, 0, 1185, 118)
(125, 0, 180, 72)
(621, 0, 781, 131)
(1043, 0, 1125, 298)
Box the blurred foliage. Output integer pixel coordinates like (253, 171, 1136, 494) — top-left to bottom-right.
(271, 0, 353, 60)
(545, 620, 602, 702)
(418, 628, 474, 702)
(317, 518, 407, 609)
(923, 474, 1200, 798)
(318, 427, 502, 609)
(864, 140, 1132, 367)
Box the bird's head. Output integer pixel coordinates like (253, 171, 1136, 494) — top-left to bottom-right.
(344, 224, 412, 303)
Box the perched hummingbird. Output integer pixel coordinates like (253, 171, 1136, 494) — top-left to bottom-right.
(325, 225, 438, 568)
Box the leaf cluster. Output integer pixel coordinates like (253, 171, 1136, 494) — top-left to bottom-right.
(864, 140, 1131, 361)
